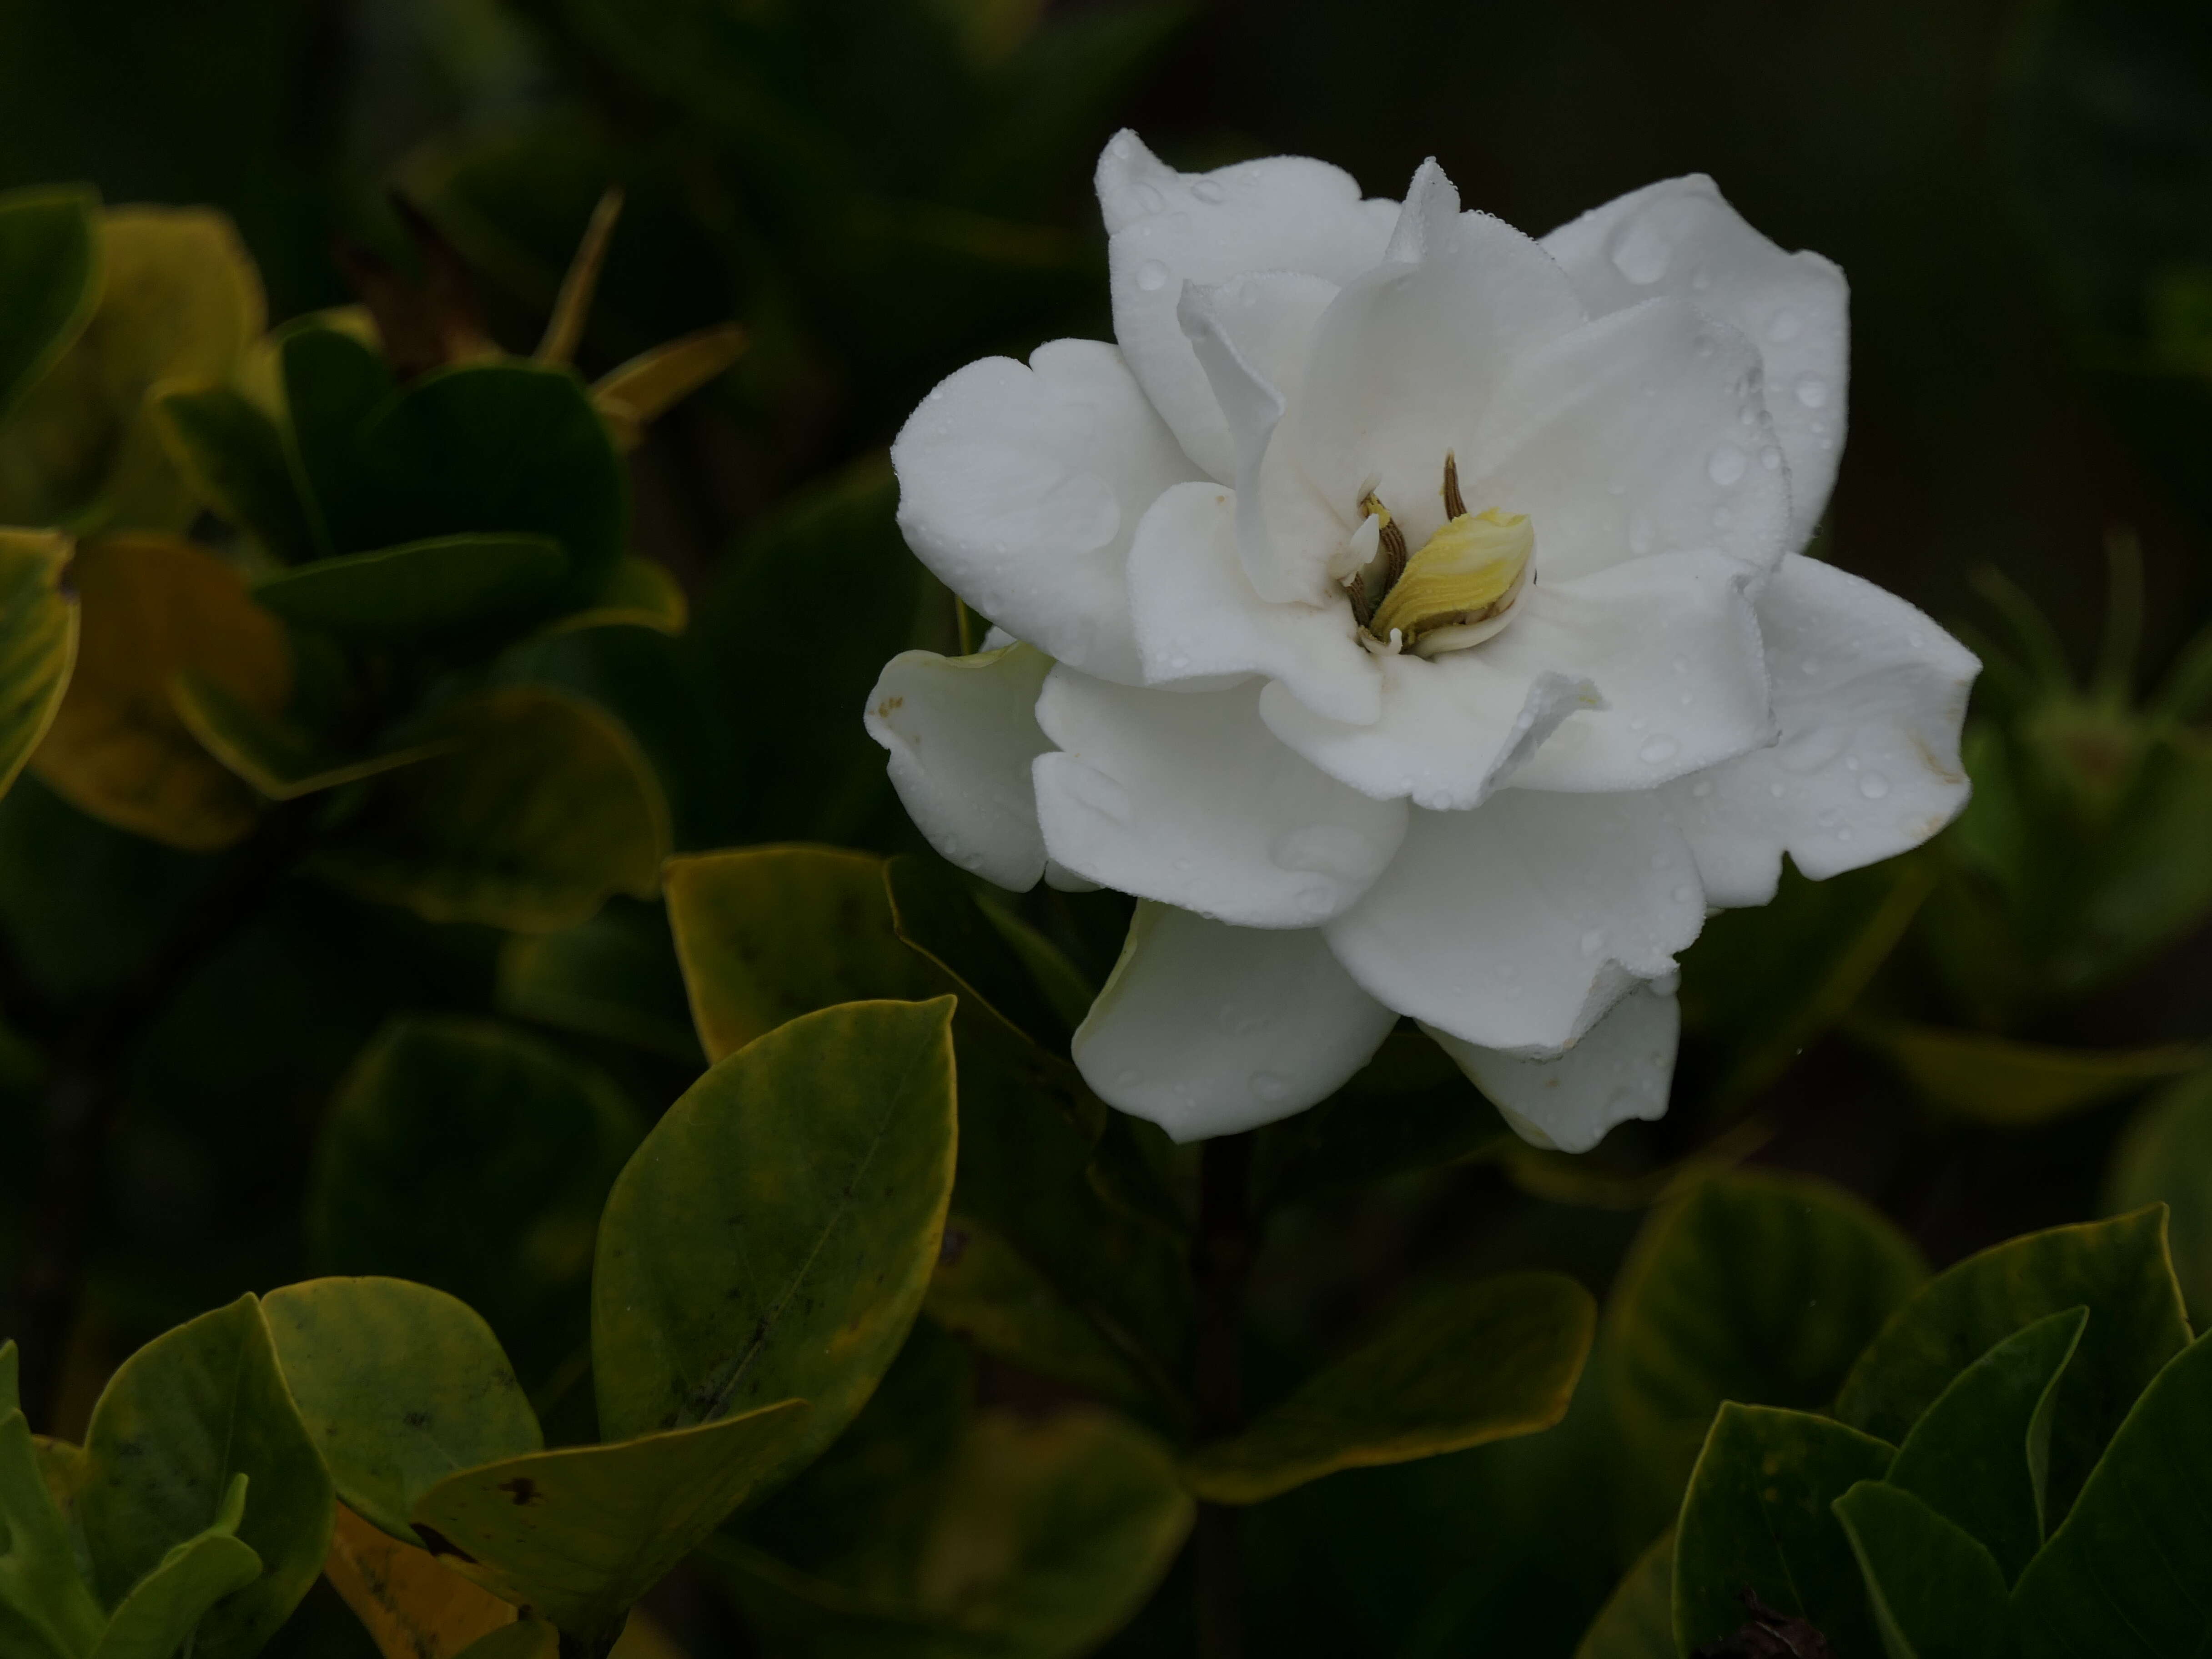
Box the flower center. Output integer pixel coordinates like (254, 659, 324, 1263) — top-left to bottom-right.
(1345, 454, 1533, 659)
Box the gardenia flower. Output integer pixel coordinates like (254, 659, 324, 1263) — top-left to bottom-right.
(865, 132, 1977, 1152)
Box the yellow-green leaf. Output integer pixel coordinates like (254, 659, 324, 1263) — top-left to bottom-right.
(89, 1473, 262, 1659)
(171, 668, 458, 801)
(0, 185, 100, 421)
(249, 533, 569, 642)
(151, 384, 316, 563)
(1854, 1018, 2204, 1123)
(312, 685, 669, 931)
(323, 1503, 518, 1659)
(410, 1401, 810, 1641)
(592, 325, 746, 451)
(536, 556, 688, 638)
(30, 534, 290, 850)
(1182, 1271, 1595, 1504)
(0, 528, 77, 801)
(0, 1400, 104, 1659)
(2105, 1066, 2212, 1325)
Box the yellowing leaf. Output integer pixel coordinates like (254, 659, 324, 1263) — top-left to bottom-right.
(537, 556, 689, 638)
(323, 1503, 516, 1659)
(593, 325, 745, 451)
(30, 534, 289, 850)
(0, 528, 77, 800)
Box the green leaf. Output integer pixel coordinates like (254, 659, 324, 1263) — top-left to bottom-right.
(90, 1474, 262, 1659)
(2011, 1332, 2212, 1658)
(151, 384, 316, 563)
(278, 323, 394, 558)
(78, 1294, 335, 1659)
(1184, 1271, 1595, 1504)
(170, 668, 458, 802)
(411, 1402, 810, 1641)
(2104, 1066, 2212, 1326)
(713, 1407, 1192, 1659)
(307, 1016, 644, 1389)
(0, 185, 98, 421)
(665, 846, 939, 1059)
(592, 323, 746, 450)
(1574, 1531, 1674, 1659)
(885, 853, 1074, 1048)
(1830, 1480, 2007, 1659)
(250, 533, 569, 643)
(591, 998, 959, 1489)
(0, 1404, 104, 1659)
(1834, 1206, 2190, 1519)
(1609, 1171, 1926, 1498)
(1853, 1019, 2203, 1124)
(0, 529, 76, 803)
(535, 557, 688, 639)
(1672, 1403, 1894, 1659)
(495, 898, 703, 1065)
(313, 684, 671, 932)
(925, 1216, 1151, 1409)
(1883, 1307, 2086, 1583)
(262, 1277, 543, 1549)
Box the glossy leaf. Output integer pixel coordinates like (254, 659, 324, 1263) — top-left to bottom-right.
(591, 999, 959, 1488)
(1184, 1272, 1595, 1504)
(30, 534, 290, 850)
(151, 384, 316, 563)
(1609, 1170, 1926, 1497)
(0, 529, 77, 803)
(2104, 1066, 2212, 1324)
(410, 1401, 810, 1640)
(90, 1475, 262, 1659)
(0, 1401, 104, 1659)
(1884, 1307, 2086, 1583)
(592, 323, 746, 450)
(2011, 1332, 2212, 1658)
(171, 668, 457, 801)
(250, 533, 568, 642)
(495, 898, 704, 1064)
(307, 1017, 644, 1390)
(1855, 1019, 2203, 1124)
(1573, 1531, 1673, 1659)
(538, 557, 688, 638)
(1834, 1206, 2190, 1518)
(0, 184, 98, 420)
(1672, 1403, 1894, 1659)
(313, 685, 670, 932)
(925, 1215, 1151, 1409)
(0, 204, 263, 533)
(1830, 1480, 2008, 1659)
(263, 1277, 543, 1548)
(79, 1294, 334, 1659)
(322, 1503, 518, 1659)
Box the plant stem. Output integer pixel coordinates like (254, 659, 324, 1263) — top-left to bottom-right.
(1193, 1130, 1254, 1659)
(11, 802, 315, 1431)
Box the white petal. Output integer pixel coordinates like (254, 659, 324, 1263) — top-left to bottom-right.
(1494, 550, 1775, 792)
(1099, 130, 1398, 482)
(865, 643, 1053, 891)
(891, 338, 1200, 683)
(1325, 791, 1705, 1051)
(1126, 480, 1380, 724)
(1466, 298, 1791, 584)
(1261, 654, 1595, 810)
(1032, 669, 1408, 928)
(1664, 553, 1979, 906)
(1287, 187, 1586, 558)
(1075, 902, 1398, 1141)
(1425, 980, 1678, 1152)
(1542, 176, 1848, 544)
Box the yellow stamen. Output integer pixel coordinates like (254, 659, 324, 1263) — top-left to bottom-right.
(1367, 506, 1533, 651)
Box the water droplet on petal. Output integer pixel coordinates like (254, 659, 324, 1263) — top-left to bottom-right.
(1795, 372, 1830, 409)
(1271, 824, 1378, 882)
(1671, 884, 1697, 903)
(1708, 444, 1748, 488)
(1609, 219, 1671, 285)
(1579, 929, 1606, 956)
(1639, 736, 1679, 764)
(1251, 1072, 1290, 1103)
(1760, 445, 1783, 471)
(1192, 179, 1226, 204)
(1767, 307, 1803, 342)
(1134, 183, 1166, 214)
(1860, 772, 1890, 799)
(1689, 778, 1715, 799)
(1135, 259, 1170, 292)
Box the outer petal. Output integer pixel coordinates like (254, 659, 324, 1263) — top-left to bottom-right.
(1074, 902, 1398, 1141)
(865, 643, 1053, 891)
(1541, 176, 1848, 544)
(1099, 130, 1398, 482)
(1325, 791, 1705, 1051)
(1494, 550, 1775, 792)
(1287, 166, 1587, 559)
(1032, 669, 1408, 928)
(1664, 553, 1979, 906)
(1465, 297, 1791, 584)
(891, 338, 1200, 683)
(1127, 480, 1380, 724)
(1425, 980, 1678, 1152)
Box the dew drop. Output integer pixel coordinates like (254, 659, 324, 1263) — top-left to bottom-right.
(1767, 307, 1803, 342)
(1169, 652, 1191, 671)
(1609, 219, 1671, 285)
(1579, 929, 1606, 956)
(1191, 179, 1226, 204)
(1859, 772, 1891, 799)
(1689, 778, 1715, 799)
(1760, 445, 1783, 471)
(1708, 444, 1748, 487)
(1768, 781, 1787, 799)
(1135, 259, 1171, 292)
(1639, 735, 1680, 764)
(1271, 823, 1377, 881)
(1251, 1072, 1291, 1103)
(1134, 183, 1166, 214)
(1795, 373, 1830, 409)
(1671, 884, 1697, 904)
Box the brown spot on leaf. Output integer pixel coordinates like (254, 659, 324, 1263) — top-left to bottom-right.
(497, 1476, 538, 1506)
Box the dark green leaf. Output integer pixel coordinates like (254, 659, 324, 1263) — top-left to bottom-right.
(2104, 1066, 2212, 1326)
(250, 533, 568, 642)
(279, 323, 393, 558)
(412, 1401, 810, 1641)
(591, 998, 959, 1491)
(2011, 1332, 2212, 1659)
(1573, 1531, 1673, 1659)
(925, 1215, 1151, 1409)
(1883, 1307, 2086, 1583)
(1834, 1207, 2190, 1518)
(0, 528, 76, 803)
(262, 1277, 543, 1549)
(1609, 1171, 1925, 1498)
(885, 851, 1073, 1048)
(535, 556, 688, 638)
(1672, 1403, 1893, 1659)
(89, 1474, 262, 1659)
(1184, 1272, 1595, 1505)
(151, 384, 316, 563)
(0, 184, 98, 421)
(169, 668, 457, 802)
(495, 898, 703, 1064)
(1853, 1019, 2202, 1125)
(1831, 1479, 2008, 1659)
(78, 1294, 334, 1659)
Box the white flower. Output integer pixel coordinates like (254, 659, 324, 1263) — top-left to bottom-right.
(865, 132, 1977, 1152)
